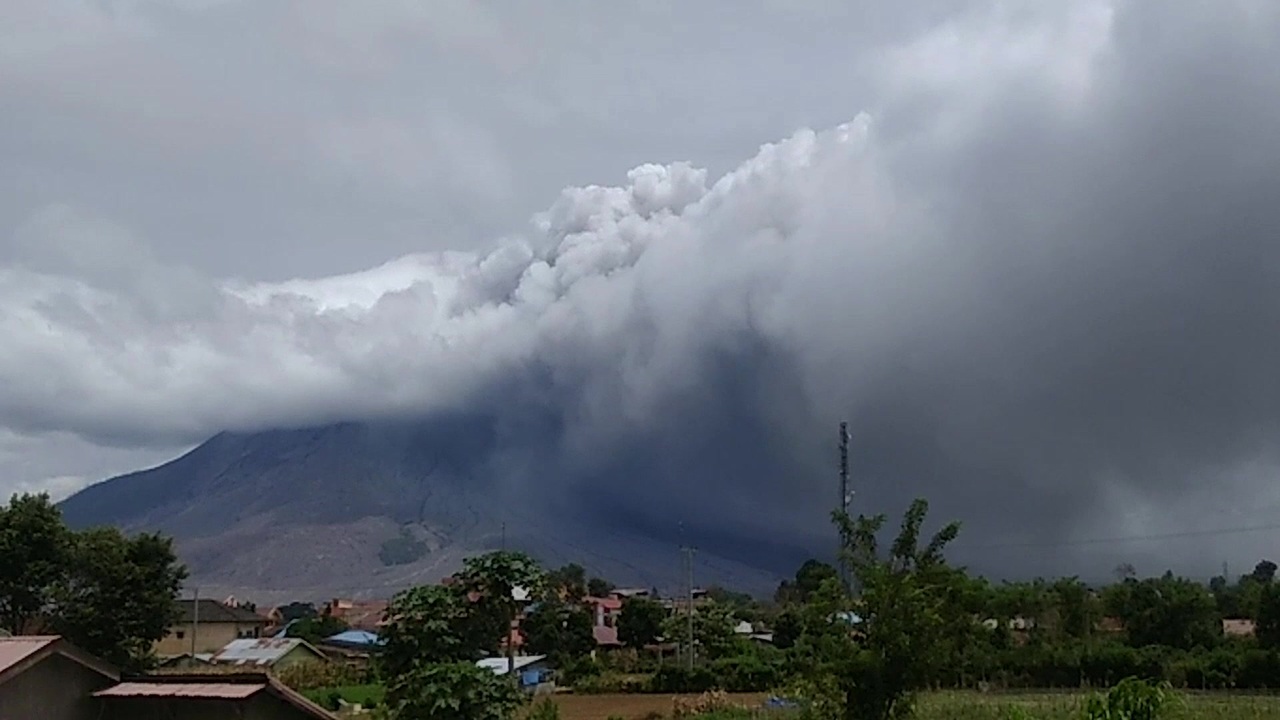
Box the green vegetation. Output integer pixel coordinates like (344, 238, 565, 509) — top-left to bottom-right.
(302, 683, 385, 710)
(379, 550, 546, 720)
(286, 613, 349, 644)
(379, 528, 428, 566)
(0, 493, 186, 671)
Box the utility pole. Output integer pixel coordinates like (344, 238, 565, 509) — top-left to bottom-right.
(681, 545, 697, 671)
(838, 421, 852, 592)
(190, 586, 199, 658)
(501, 522, 507, 551)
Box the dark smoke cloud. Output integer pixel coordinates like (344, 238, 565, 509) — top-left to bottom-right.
(5, 1, 1280, 578)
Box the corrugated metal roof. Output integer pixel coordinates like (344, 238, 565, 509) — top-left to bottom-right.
(477, 655, 547, 675)
(324, 630, 382, 646)
(95, 682, 264, 699)
(211, 638, 316, 666)
(0, 636, 57, 675)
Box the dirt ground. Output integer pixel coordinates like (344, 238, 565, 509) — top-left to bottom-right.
(550, 693, 768, 720)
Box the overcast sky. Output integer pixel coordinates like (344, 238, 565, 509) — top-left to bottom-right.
(4, 0, 1280, 579)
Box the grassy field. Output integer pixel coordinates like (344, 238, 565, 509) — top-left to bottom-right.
(912, 691, 1280, 719)
(301, 683, 385, 710)
(549, 691, 1280, 720)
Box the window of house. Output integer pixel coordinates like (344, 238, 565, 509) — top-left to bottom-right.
(176, 631, 185, 639)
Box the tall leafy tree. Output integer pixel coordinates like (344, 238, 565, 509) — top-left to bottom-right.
(0, 494, 71, 634)
(457, 551, 545, 674)
(824, 498, 962, 720)
(547, 564, 587, 600)
(50, 528, 187, 671)
(1256, 582, 1280, 649)
(586, 577, 614, 598)
(1104, 573, 1219, 650)
(520, 599, 594, 663)
(385, 661, 524, 720)
(380, 584, 476, 678)
(1252, 560, 1278, 584)
(617, 596, 667, 648)
(775, 559, 840, 605)
(663, 601, 738, 662)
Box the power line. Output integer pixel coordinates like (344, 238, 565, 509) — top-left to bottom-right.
(968, 521, 1280, 551)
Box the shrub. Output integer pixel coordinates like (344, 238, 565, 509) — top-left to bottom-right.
(275, 661, 371, 691)
(528, 698, 561, 720)
(1083, 678, 1175, 720)
(650, 666, 718, 694)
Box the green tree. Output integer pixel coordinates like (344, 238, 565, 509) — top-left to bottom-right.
(1105, 573, 1219, 649)
(1255, 582, 1280, 649)
(385, 661, 524, 720)
(617, 596, 666, 648)
(826, 497, 962, 720)
(49, 528, 187, 671)
(458, 552, 545, 674)
(775, 559, 840, 605)
(586, 577, 614, 598)
(663, 602, 738, 662)
(286, 614, 349, 645)
(521, 599, 594, 663)
(0, 493, 71, 634)
(547, 564, 587, 600)
(1050, 577, 1100, 640)
(380, 584, 476, 678)
(1251, 560, 1278, 584)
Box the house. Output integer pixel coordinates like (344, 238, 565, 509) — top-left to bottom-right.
(209, 638, 328, 670)
(94, 672, 334, 719)
(585, 596, 623, 628)
(320, 599, 389, 633)
(156, 599, 270, 657)
(477, 655, 553, 691)
(318, 630, 382, 664)
(0, 636, 119, 720)
(1223, 618, 1257, 638)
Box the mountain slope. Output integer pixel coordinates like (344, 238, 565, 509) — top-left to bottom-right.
(59, 418, 796, 601)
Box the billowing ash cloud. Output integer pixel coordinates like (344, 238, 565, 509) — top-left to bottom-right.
(5, 1, 1280, 578)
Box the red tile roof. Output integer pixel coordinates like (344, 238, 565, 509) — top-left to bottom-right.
(593, 626, 621, 646)
(586, 596, 623, 611)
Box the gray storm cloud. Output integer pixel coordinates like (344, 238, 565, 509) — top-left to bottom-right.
(4, 1, 1280, 578)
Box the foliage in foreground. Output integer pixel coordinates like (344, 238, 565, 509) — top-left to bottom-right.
(385, 661, 523, 720)
(0, 493, 187, 671)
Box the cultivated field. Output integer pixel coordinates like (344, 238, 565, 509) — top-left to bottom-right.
(912, 691, 1280, 720)
(550, 693, 767, 720)
(549, 691, 1280, 720)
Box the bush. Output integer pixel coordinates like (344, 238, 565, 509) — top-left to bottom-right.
(709, 655, 785, 692)
(574, 672, 651, 694)
(528, 698, 560, 720)
(276, 661, 372, 691)
(650, 665, 718, 694)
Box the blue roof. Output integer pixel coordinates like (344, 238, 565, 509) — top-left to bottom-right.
(325, 630, 383, 647)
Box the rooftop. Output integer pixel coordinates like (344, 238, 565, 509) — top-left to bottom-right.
(0, 636, 57, 676)
(94, 673, 334, 719)
(0, 635, 119, 684)
(177, 599, 268, 625)
(477, 655, 547, 675)
(211, 638, 323, 666)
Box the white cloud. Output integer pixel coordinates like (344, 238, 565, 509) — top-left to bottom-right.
(4, 1, 1280, 576)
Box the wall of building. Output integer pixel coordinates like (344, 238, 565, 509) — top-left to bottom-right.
(0, 654, 115, 720)
(154, 622, 262, 657)
(272, 647, 323, 671)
